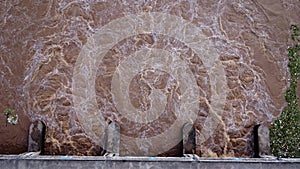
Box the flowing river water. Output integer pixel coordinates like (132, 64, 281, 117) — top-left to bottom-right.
(0, 0, 299, 157)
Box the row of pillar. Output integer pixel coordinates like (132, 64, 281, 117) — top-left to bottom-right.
(27, 121, 270, 157)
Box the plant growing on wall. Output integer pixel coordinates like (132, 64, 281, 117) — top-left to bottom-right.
(3, 108, 18, 126)
(270, 24, 300, 158)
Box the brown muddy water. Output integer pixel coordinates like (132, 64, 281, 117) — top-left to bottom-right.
(0, 0, 299, 157)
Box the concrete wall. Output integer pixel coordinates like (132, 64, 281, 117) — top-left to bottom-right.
(0, 154, 299, 169)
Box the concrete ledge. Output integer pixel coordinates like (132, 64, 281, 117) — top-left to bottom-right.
(0, 154, 299, 169)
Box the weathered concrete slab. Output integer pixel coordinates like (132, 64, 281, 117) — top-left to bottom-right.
(0, 155, 299, 169)
(28, 121, 46, 153)
(182, 123, 196, 155)
(104, 122, 120, 155)
(253, 124, 271, 158)
(257, 124, 271, 157)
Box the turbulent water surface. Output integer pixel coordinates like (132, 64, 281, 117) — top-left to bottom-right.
(0, 0, 299, 157)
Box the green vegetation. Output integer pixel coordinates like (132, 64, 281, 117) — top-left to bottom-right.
(270, 25, 300, 158)
(3, 108, 18, 126)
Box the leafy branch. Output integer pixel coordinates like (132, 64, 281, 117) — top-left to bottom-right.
(3, 108, 18, 126)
